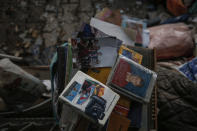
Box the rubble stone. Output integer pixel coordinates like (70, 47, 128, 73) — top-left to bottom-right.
(43, 31, 58, 47)
(45, 4, 56, 12)
(35, 36, 43, 46)
(80, 0, 93, 11)
(0, 0, 108, 65)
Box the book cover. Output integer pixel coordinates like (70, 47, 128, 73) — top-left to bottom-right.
(126, 46, 155, 70)
(119, 45, 143, 64)
(59, 71, 120, 126)
(107, 55, 157, 103)
(178, 57, 197, 83)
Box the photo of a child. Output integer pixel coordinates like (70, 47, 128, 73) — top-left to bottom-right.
(111, 58, 152, 98)
(126, 72, 144, 87)
(123, 19, 145, 45)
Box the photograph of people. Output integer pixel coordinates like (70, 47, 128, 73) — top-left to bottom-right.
(111, 58, 152, 98)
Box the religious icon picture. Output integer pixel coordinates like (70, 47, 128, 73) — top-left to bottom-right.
(107, 55, 157, 103)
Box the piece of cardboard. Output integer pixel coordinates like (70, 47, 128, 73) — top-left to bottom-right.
(107, 112, 131, 131)
(90, 18, 134, 46)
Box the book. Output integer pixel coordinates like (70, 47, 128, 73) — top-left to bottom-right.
(119, 45, 143, 64)
(59, 71, 120, 126)
(127, 46, 157, 131)
(178, 57, 197, 83)
(127, 46, 155, 70)
(107, 55, 157, 103)
(106, 112, 131, 131)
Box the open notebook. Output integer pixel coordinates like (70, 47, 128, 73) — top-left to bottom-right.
(59, 71, 120, 126)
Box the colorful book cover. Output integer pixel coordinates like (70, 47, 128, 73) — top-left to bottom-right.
(119, 45, 143, 64)
(107, 55, 157, 103)
(59, 71, 120, 126)
(178, 57, 197, 83)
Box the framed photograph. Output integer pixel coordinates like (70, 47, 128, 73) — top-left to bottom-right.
(122, 17, 147, 46)
(59, 71, 120, 126)
(107, 55, 157, 103)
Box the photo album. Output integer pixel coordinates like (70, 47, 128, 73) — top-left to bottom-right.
(107, 55, 157, 103)
(59, 71, 120, 126)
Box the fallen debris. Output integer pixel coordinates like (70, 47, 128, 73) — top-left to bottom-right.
(0, 53, 23, 62)
(0, 59, 47, 111)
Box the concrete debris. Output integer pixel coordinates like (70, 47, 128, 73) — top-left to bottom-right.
(0, 0, 108, 65)
(43, 31, 58, 47)
(0, 0, 196, 66)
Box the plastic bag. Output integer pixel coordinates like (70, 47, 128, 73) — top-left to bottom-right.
(167, 0, 187, 16)
(148, 23, 194, 60)
(0, 59, 46, 111)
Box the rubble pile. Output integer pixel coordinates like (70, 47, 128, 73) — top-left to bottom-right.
(0, 0, 109, 65)
(0, 0, 197, 131)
